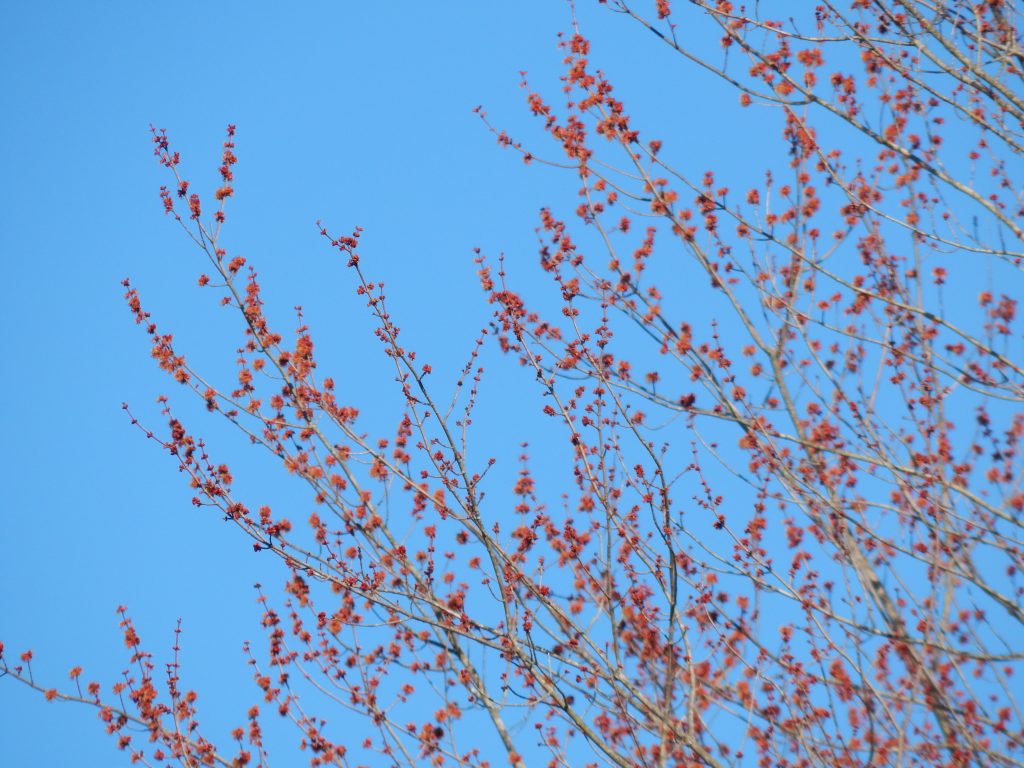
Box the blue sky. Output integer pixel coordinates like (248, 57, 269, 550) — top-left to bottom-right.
(0, 3, 746, 764)
(9, 2, 1010, 766)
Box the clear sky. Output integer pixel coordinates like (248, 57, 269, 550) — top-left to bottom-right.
(0, 2, 834, 766)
